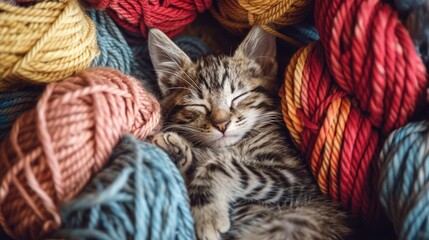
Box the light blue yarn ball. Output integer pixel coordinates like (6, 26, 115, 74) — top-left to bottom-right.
(53, 135, 194, 240)
(379, 121, 429, 240)
(0, 88, 42, 140)
(89, 10, 133, 75)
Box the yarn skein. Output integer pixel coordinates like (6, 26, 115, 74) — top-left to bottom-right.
(280, 42, 381, 221)
(89, 10, 133, 75)
(379, 121, 429, 240)
(52, 135, 194, 240)
(314, 0, 427, 133)
(85, 0, 212, 38)
(210, 0, 312, 45)
(0, 0, 99, 88)
(0, 68, 161, 239)
(0, 88, 42, 140)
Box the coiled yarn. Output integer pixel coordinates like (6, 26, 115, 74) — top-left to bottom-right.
(314, 0, 427, 134)
(0, 0, 98, 88)
(89, 10, 133, 75)
(379, 121, 429, 240)
(0, 88, 42, 140)
(52, 135, 194, 240)
(85, 0, 212, 38)
(210, 0, 312, 45)
(0, 68, 161, 239)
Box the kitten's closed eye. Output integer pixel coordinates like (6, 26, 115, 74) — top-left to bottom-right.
(183, 104, 210, 115)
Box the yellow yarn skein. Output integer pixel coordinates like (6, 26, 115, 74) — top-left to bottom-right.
(210, 0, 312, 46)
(0, 0, 98, 88)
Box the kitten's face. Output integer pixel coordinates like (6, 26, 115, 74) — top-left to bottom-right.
(149, 26, 278, 147)
(163, 56, 276, 147)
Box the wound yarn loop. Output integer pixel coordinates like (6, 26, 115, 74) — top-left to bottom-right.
(210, 0, 311, 46)
(314, 0, 427, 133)
(0, 0, 99, 88)
(280, 43, 380, 221)
(89, 10, 133, 75)
(85, 0, 212, 38)
(53, 135, 194, 240)
(379, 121, 429, 240)
(0, 68, 161, 239)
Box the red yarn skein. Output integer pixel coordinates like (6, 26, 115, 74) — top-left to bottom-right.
(0, 68, 161, 239)
(86, 0, 212, 38)
(315, 0, 427, 133)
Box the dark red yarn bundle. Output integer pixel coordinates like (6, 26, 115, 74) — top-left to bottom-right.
(86, 0, 212, 38)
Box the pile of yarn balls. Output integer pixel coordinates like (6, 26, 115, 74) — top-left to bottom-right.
(0, 0, 429, 239)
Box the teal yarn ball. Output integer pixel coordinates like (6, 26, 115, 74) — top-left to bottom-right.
(379, 121, 429, 240)
(89, 10, 133, 74)
(0, 88, 42, 140)
(53, 135, 194, 240)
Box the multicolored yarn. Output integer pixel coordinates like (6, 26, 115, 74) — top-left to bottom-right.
(280, 0, 428, 220)
(89, 10, 133, 75)
(379, 121, 429, 240)
(0, 68, 161, 239)
(0, 88, 42, 140)
(52, 135, 194, 240)
(210, 0, 312, 46)
(85, 0, 212, 38)
(405, 0, 429, 70)
(0, 0, 98, 88)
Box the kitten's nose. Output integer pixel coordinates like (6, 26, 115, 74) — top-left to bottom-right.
(211, 109, 231, 133)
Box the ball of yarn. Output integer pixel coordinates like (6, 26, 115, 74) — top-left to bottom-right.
(0, 67, 161, 239)
(405, 0, 429, 70)
(314, 0, 427, 133)
(0, 0, 99, 88)
(379, 121, 429, 240)
(85, 0, 212, 38)
(89, 10, 133, 75)
(0, 88, 42, 140)
(210, 0, 312, 45)
(280, 42, 381, 221)
(52, 135, 194, 240)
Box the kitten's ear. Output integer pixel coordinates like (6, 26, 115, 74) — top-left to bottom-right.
(234, 26, 277, 77)
(148, 28, 192, 95)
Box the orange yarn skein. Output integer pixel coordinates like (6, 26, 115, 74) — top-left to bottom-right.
(0, 68, 161, 239)
(210, 0, 311, 46)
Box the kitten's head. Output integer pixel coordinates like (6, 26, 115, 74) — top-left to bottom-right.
(149, 26, 278, 148)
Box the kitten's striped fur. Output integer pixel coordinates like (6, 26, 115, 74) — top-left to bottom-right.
(149, 26, 352, 240)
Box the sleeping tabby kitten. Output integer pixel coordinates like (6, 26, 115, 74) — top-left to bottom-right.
(148, 26, 352, 240)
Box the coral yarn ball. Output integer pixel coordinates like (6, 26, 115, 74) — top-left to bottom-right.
(86, 0, 212, 38)
(0, 68, 161, 239)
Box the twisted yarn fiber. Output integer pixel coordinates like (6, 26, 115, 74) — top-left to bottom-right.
(280, 0, 428, 223)
(314, 0, 427, 134)
(0, 68, 161, 239)
(85, 0, 212, 38)
(379, 121, 429, 240)
(89, 10, 133, 75)
(53, 135, 194, 240)
(210, 0, 311, 45)
(280, 43, 380, 221)
(0, 88, 42, 140)
(0, 0, 98, 88)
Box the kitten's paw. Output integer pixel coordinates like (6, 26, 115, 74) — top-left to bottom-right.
(151, 132, 192, 171)
(193, 205, 230, 240)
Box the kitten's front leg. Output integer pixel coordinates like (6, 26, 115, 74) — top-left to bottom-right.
(151, 132, 193, 174)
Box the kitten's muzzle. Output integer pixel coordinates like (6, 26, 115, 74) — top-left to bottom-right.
(211, 108, 231, 133)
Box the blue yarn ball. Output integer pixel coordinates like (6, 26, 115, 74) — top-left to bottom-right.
(279, 22, 319, 45)
(0, 88, 42, 140)
(52, 135, 194, 240)
(379, 121, 429, 240)
(89, 10, 133, 74)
